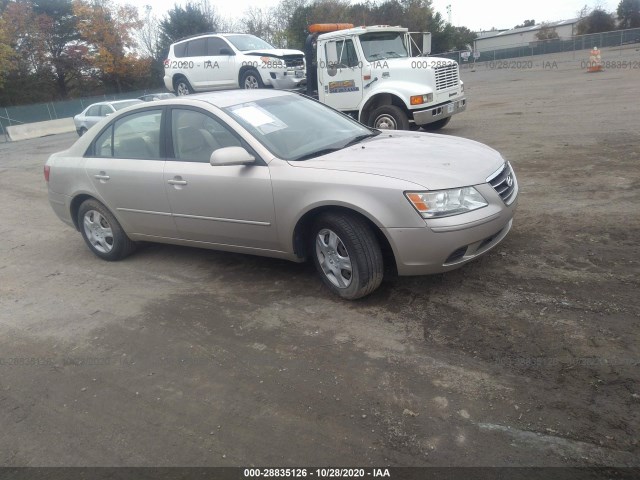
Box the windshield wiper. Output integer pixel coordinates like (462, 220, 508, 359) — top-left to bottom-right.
(341, 131, 381, 148)
(293, 132, 381, 161)
(368, 53, 386, 61)
(293, 148, 342, 161)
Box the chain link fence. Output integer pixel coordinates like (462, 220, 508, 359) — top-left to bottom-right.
(437, 27, 640, 64)
(0, 89, 167, 141)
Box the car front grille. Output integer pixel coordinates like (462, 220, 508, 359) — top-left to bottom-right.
(283, 55, 304, 69)
(434, 63, 459, 90)
(487, 162, 517, 205)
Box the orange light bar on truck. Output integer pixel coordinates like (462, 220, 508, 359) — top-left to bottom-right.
(308, 23, 354, 33)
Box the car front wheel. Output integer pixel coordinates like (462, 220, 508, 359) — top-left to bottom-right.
(240, 69, 265, 89)
(311, 212, 383, 300)
(78, 199, 136, 261)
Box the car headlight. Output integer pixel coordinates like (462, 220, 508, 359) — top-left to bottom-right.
(405, 187, 487, 218)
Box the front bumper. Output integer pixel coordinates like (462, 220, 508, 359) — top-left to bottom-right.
(412, 97, 467, 126)
(383, 184, 517, 276)
(267, 69, 306, 89)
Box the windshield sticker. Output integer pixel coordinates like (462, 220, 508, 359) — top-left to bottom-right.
(231, 104, 286, 134)
(328, 80, 359, 94)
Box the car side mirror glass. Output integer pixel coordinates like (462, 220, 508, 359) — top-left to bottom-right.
(210, 147, 255, 166)
(220, 48, 234, 56)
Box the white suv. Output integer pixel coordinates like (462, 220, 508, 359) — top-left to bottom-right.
(163, 33, 306, 95)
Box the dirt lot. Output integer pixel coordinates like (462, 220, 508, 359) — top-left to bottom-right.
(0, 47, 639, 468)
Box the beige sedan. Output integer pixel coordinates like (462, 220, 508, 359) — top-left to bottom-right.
(45, 90, 518, 299)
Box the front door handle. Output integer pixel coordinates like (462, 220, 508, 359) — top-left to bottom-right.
(168, 178, 187, 186)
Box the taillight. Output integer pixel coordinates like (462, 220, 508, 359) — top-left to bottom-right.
(44, 165, 50, 182)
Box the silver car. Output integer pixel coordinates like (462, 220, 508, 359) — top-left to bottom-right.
(73, 99, 143, 136)
(46, 90, 518, 299)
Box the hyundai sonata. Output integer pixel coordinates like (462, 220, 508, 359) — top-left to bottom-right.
(46, 90, 518, 299)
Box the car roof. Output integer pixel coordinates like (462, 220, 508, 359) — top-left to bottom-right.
(177, 89, 295, 108)
(173, 32, 253, 44)
(108, 99, 143, 105)
(86, 99, 141, 108)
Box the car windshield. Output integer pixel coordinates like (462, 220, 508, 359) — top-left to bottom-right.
(225, 34, 275, 51)
(360, 32, 409, 61)
(224, 95, 376, 161)
(112, 100, 143, 111)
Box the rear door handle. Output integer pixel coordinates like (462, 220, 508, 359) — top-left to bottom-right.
(94, 172, 110, 181)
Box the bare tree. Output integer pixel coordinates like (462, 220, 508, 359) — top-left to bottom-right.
(138, 5, 160, 59)
(242, 7, 277, 44)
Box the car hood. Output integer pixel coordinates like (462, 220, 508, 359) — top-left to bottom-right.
(287, 131, 505, 190)
(244, 49, 304, 57)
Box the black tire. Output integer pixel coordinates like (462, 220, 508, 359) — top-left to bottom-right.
(240, 69, 265, 89)
(77, 199, 136, 261)
(310, 212, 383, 300)
(422, 117, 451, 131)
(78, 127, 87, 137)
(369, 104, 410, 130)
(174, 76, 193, 96)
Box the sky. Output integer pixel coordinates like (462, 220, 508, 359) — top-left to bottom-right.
(127, 0, 621, 32)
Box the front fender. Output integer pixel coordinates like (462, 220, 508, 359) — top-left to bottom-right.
(359, 81, 435, 113)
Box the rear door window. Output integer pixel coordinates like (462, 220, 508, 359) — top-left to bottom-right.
(93, 110, 163, 159)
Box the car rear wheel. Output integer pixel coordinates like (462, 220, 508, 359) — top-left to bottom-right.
(174, 76, 193, 96)
(240, 69, 264, 89)
(78, 199, 136, 261)
(311, 212, 383, 300)
(370, 105, 410, 130)
(422, 117, 451, 131)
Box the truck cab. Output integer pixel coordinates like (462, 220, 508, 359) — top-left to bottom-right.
(308, 25, 466, 130)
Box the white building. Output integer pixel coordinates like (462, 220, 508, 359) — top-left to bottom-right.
(474, 19, 580, 52)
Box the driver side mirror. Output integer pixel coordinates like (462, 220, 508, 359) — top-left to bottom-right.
(210, 146, 255, 166)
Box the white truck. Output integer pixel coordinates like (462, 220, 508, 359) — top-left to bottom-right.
(304, 24, 466, 130)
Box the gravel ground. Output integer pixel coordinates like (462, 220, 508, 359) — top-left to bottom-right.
(0, 46, 638, 467)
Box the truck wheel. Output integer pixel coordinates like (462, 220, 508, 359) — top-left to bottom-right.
(311, 212, 383, 300)
(422, 117, 451, 131)
(174, 76, 193, 96)
(370, 105, 410, 130)
(241, 69, 264, 89)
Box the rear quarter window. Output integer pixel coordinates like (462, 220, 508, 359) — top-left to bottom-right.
(173, 42, 187, 58)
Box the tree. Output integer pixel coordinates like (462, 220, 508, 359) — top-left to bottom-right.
(137, 5, 164, 88)
(514, 19, 536, 28)
(0, 17, 15, 89)
(535, 23, 560, 40)
(32, 0, 84, 99)
(577, 7, 616, 34)
(73, 0, 150, 92)
(242, 7, 277, 45)
(617, 0, 640, 28)
(159, 2, 219, 58)
(1, 0, 56, 103)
